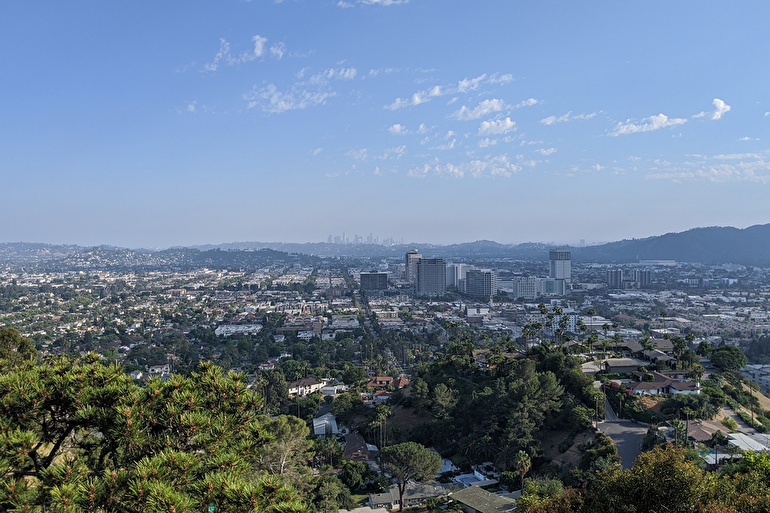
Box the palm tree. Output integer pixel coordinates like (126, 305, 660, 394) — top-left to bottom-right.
(512, 450, 531, 491)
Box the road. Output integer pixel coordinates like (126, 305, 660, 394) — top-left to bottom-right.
(597, 398, 648, 469)
(721, 406, 757, 435)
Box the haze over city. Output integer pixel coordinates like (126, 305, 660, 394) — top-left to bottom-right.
(2, 1, 769, 248)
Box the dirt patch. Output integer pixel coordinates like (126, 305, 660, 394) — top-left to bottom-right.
(387, 405, 435, 438)
(540, 430, 593, 472)
(742, 383, 770, 412)
(637, 395, 666, 415)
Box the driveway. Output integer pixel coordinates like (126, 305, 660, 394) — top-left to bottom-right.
(598, 399, 648, 469)
(721, 406, 757, 435)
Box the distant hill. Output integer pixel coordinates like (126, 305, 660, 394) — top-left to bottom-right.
(192, 225, 770, 266)
(2, 223, 769, 269)
(571, 224, 770, 266)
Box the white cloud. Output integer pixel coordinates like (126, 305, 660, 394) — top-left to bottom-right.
(366, 67, 398, 78)
(457, 74, 487, 93)
(251, 35, 267, 58)
(478, 138, 497, 148)
(640, 151, 770, 183)
(408, 155, 522, 179)
(388, 123, 407, 135)
(515, 98, 539, 108)
(386, 91, 432, 110)
(478, 117, 516, 136)
(610, 113, 687, 136)
(337, 1, 354, 7)
(738, 136, 756, 142)
(540, 111, 597, 125)
(311, 147, 323, 156)
(381, 145, 406, 159)
(270, 43, 286, 59)
(711, 98, 731, 120)
(203, 35, 285, 72)
(535, 147, 556, 156)
(204, 39, 230, 72)
(176, 101, 200, 115)
(244, 84, 335, 113)
(693, 98, 731, 120)
(765, 112, 770, 117)
(453, 99, 506, 120)
(489, 73, 514, 85)
(310, 66, 358, 85)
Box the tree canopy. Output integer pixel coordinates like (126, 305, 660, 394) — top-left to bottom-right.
(380, 441, 441, 511)
(0, 327, 36, 370)
(516, 446, 770, 513)
(710, 345, 749, 372)
(0, 354, 309, 512)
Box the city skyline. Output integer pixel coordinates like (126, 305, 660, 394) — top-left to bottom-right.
(2, 2, 769, 249)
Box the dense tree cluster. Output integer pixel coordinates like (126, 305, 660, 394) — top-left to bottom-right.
(404, 340, 612, 480)
(517, 446, 770, 513)
(0, 347, 310, 512)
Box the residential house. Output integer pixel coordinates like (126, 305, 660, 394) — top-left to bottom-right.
(628, 371, 700, 396)
(369, 483, 462, 510)
(288, 377, 327, 397)
(148, 364, 171, 376)
(373, 390, 391, 404)
(604, 358, 642, 374)
(343, 432, 379, 463)
(393, 375, 410, 389)
(313, 412, 340, 438)
(367, 376, 394, 389)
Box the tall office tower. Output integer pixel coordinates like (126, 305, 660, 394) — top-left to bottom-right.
(359, 272, 388, 291)
(549, 250, 572, 282)
(465, 269, 497, 299)
(607, 269, 624, 289)
(415, 258, 446, 297)
(634, 269, 652, 288)
(404, 249, 422, 283)
(446, 263, 469, 288)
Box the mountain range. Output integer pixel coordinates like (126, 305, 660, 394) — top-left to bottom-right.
(1, 224, 769, 269)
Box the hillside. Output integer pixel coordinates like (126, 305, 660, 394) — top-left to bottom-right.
(3, 223, 770, 268)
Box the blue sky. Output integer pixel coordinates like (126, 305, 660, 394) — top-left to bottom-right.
(2, 1, 769, 248)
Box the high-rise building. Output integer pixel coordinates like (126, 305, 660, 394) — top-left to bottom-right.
(446, 263, 469, 289)
(465, 269, 497, 299)
(415, 258, 446, 297)
(510, 275, 538, 300)
(549, 250, 571, 282)
(404, 249, 422, 284)
(607, 269, 624, 289)
(634, 269, 652, 288)
(359, 272, 388, 291)
(538, 278, 567, 296)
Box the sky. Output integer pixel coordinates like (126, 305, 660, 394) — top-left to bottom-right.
(2, 1, 770, 249)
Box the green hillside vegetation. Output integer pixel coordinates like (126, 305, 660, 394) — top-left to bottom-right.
(0, 347, 313, 511)
(387, 340, 615, 482)
(516, 446, 770, 513)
